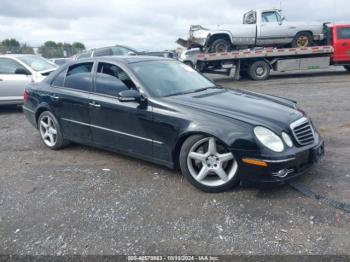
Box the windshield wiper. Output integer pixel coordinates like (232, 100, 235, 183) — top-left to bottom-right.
(164, 86, 216, 97)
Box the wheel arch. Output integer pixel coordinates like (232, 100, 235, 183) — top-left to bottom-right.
(34, 104, 52, 128)
(172, 131, 233, 170)
(207, 32, 233, 47)
(295, 30, 314, 37)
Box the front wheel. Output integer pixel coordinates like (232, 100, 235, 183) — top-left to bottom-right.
(179, 135, 240, 192)
(209, 39, 232, 53)
(38, 111, 68, 150)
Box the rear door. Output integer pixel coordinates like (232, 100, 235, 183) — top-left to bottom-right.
(0, 58, 33, 102)
(332, 26, 350, 62)
(49, 62, 94, 143)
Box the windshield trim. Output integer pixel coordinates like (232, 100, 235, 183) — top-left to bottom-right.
(128, 60, 216, 98)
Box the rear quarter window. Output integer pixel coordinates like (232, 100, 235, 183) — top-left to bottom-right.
(51, 63, 93, 91)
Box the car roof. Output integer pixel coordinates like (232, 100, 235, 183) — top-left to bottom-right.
(79, 55, 173, 64)
(0, 54, 38, 58)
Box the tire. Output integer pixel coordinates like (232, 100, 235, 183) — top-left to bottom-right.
(344, 65, 350, 72)
(209, 38, 232, 53)
(179, 135, 240, 193)
(292, 32, 313, 48)
(247, 60, 271, 81)
(38, 111, 68, 150)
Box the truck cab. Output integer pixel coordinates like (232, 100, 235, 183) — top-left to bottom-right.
(329, 25, 350, 65)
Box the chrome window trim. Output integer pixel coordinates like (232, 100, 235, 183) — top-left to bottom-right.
(60, 118, 163, 145)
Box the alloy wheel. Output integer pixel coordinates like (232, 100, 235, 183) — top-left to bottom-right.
(296, 36, 309, 47)
(39, 115, 58, 147)
(187, 137, 238, 187)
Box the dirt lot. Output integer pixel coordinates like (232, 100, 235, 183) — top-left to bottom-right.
(0, 69, 349, 255)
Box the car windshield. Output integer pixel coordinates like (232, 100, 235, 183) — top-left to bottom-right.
(17, 56, 57, 72)
(130, 60, 215, 97)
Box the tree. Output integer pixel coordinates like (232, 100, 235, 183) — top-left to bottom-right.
(1, 38, 20, 53)
(39, 40, 63, 58)
(20, 44, 34, 54)
(43, 40, 58, 48)
(2, 38, 20, 48)
(72, 42, 86, 50)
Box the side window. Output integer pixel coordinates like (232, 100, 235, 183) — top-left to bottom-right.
(0, 58, 26, 74)
(95, 62, 136, 96)
(93, 48, 112, 57)
(64, 63, 93, 91)
(243, 11, 256, 24)
(337, 28, 350, 40)
(52, 69, 66, 87)
(262, 12, 279, 23)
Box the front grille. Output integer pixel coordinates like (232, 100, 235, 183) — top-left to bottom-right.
(290, 117, 315, 146)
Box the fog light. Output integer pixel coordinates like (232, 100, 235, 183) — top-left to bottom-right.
(272, 168, 294, 178)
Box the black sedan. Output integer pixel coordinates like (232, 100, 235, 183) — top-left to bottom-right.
(23, 56, 324, 192)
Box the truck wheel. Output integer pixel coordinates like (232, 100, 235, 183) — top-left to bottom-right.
(344, 65, 350, 72)
(248, 61, 271, 81)
(209, 39, 232, 53)
(292, 32, 313, 48)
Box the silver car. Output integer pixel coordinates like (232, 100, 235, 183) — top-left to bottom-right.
(0, 55, 57, 105)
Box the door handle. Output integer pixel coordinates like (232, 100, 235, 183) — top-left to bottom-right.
(49, 95, 60, 101)
(89, 101, 101, 109)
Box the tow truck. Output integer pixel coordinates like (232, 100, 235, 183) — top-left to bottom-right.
(191, 24, 350, 80)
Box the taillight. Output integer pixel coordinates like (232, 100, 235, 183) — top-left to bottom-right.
(23, 90, 29, 102)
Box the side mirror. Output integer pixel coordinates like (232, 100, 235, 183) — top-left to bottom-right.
(118, 89, 141, 102)
(15, 68, 30, 75)
(279, 16, 285, 25)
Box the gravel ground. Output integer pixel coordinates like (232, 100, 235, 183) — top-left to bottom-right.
(0, 69, 349, 255)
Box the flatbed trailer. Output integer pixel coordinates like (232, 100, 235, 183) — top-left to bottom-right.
(196, 46, 337, 80)
(194, 24, 350, 80)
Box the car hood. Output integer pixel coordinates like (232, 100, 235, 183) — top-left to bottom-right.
(163, 88, 304, 129)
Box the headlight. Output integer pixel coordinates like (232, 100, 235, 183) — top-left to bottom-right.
(254, 126, 284, 152)
(282, 132, 293, 147)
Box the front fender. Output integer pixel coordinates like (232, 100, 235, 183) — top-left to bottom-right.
(177, 114, 257, 151)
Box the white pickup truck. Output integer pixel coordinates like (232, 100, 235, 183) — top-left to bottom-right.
(177, 9, 325, 52)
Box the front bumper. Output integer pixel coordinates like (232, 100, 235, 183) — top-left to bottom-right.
(236, 139, 325, 187)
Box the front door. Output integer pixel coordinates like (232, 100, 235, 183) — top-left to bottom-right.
(259, 11, 290, 45)
(0, 58, 33, 102)
(89, 62, 153, 159)
(333, 26, 350, 62)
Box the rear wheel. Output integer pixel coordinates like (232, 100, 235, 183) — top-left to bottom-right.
(38, 111, 68, 150)
(247, 60, 271, 81)
(179, 135, 240, 192)
(209, 38, 232, 53)
(292, 32, 313, 48)
(344, 65, 350, 71)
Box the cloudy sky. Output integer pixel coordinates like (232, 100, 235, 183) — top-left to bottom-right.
(0, 0, 349, 51)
